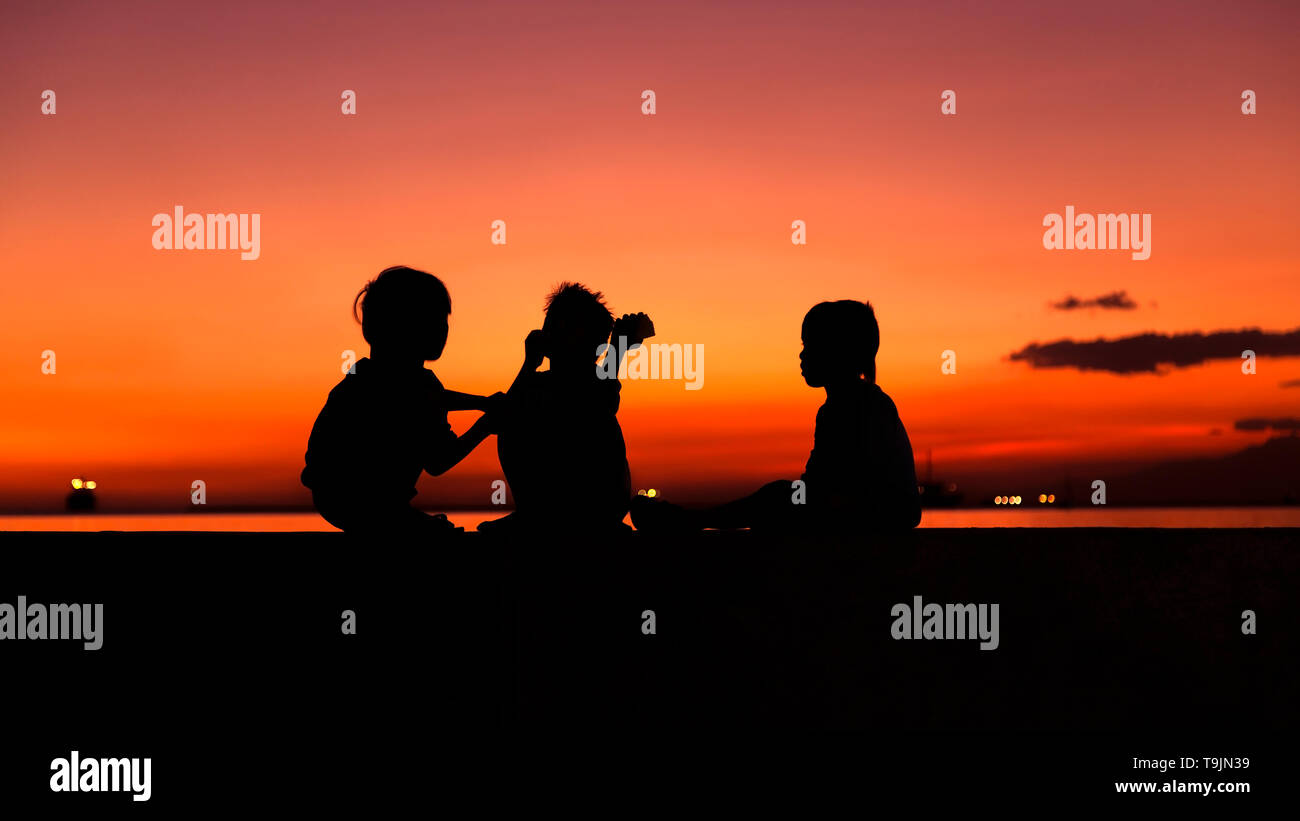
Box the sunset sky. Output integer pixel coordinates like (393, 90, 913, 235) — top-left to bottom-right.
(2, 0, 1298, 512)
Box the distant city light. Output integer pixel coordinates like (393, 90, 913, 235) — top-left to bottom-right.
(70, 478, 83, 490)
(647, 489, 658, 498)
(1038, 494, 1047, 503)
(1048, 494, 1056, 503)
(85, 480, 97, 490)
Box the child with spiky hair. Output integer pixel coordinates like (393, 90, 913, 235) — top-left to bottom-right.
(486, 282, 653, 533)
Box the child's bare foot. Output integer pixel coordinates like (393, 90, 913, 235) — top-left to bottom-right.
(424, 512, 463, 534)
(477, 511, 519, 534)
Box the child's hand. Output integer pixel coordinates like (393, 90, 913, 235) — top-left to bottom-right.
(612, 312, 655, 349)
(523, 329, 546, 370)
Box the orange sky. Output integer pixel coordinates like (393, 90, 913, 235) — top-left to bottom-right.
(2, 0, 1298, 511)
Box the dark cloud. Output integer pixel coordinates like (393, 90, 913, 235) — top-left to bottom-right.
(1234, 417, 1300, 432)
(1051, 290, 1138, 311)
(1282, 379, 1300, 388)
(1008, 327, 1300, 374)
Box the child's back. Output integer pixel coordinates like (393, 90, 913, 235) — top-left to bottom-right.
(498, 368, 631, 528)
(303, 357, 455, 532)
(802, 379, 921, 529)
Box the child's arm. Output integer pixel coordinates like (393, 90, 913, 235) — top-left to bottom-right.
(507, 329, 547, 396)
(603, 313, 656, 377)
(423, 330, 546, 476)
(423, 395, 504, 476)
(442, 390, 494, 412)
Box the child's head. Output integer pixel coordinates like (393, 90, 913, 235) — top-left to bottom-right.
(800, 300, 879, 387)
(353, 266, 451, 361)
(542, 282, 614, 365)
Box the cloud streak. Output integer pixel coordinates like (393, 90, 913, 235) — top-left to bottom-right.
(1009, 327, 1300, 374)
(1051, 290, 1138, 311)
(1235, 417, 1300, 432)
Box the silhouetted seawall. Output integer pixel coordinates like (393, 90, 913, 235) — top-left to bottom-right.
(2, 528, 1293, 735)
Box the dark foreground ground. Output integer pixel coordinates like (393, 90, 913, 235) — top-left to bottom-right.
(1, 527, 1295, 805)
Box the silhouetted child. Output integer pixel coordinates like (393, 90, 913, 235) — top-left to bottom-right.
(485, 282, 653, 533)
(632, 300, 921, 532)
(302, 266, 500, 534)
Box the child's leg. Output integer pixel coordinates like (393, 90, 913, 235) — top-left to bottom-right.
(630, 479, 798, 532)
(405, 509, 461, 535)
(698, 480, 796, 529)
(334, 505, 461, 537)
